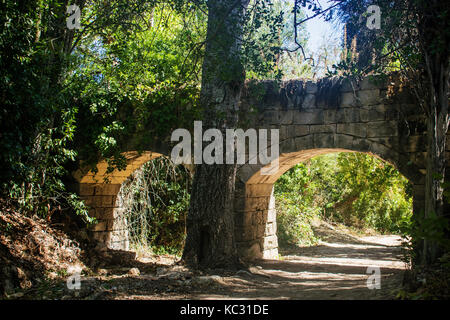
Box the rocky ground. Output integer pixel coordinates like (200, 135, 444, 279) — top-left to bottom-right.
(2, 215, 407, 300)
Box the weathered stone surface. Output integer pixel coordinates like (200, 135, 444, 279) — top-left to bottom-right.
(367, 121, 398, 137)
(263, 235, 278, 250)
(368, 105, 387, 121)
(360, 76, 386, 90)
(323, 109, 337, 124)
(302, 94, 316, 109)
(280, 110, 294, 124)
(234, 211, 253, 227)
(293, 125, 309, 136)
(337, 123, 367, 137)
(314, 133, 334, 148)
(305, 81, 318, 94)
(294, 110, 323, 124)
(262, 248, 278, 260)
(309, 124, 336, 134)
(267, 208, 276, 222)
(265, 221, 276, 236)
(341, 92, 358, 107)
(344, 108, 360, 122)
(357, 89, 380, 105)
(294, 135, 314, 150)
(359, 108, 370, 122)
(352, 138, 371, 152)
(405, 135, 426, 152)
(263, 110, 279, 124)
(335, 134, 354, 150)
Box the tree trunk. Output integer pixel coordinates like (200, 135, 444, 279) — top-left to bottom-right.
(415, 0, 450, 265)
(182, 0, 249, 268)
(422, 54, 449, 264)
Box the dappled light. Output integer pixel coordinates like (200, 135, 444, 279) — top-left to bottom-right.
(1, 0, 449, 303)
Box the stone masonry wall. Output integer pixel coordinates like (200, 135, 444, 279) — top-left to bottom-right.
(72, 76, 450, 260)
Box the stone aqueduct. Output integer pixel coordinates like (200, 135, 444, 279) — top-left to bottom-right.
(72, 76, 450, 260)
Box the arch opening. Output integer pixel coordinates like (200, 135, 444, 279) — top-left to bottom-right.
(117, 156, 192, 256)
(74, 151, 166, 250)
(236, 149, 414, 261)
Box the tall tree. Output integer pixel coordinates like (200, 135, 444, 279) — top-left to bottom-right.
(182, 0, 250, 268)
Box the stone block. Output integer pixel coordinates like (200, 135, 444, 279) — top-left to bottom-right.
(353, 138, 371, 152)
(293, 110, 323, 125)
(302, 94, 316, 109)
(293, 124, 309, 136)
(341, 92, 358, 107)
(358, 89, 380, 105)
(404, 135, 426, 152)
(309, 124, 336, 134)
(267, 208, 276, 222)
(246, 184, 273, 197)
(294, 135, 314, 150)
(368, 105, 387, 121)
(280, 137, 296, 153)
(95, 184, 121, 196)
(314, 133, 334, 148)
(265, 221, 277, 236)
(323, 109, 337, 124)
(262, 248, 279, 260)
(337, 123, 367, 137)
(234, 211, 253, 227)
(263, 235, 278, 250)
(79, 184, 96, 196)
(245, 196, 270, 212)
(305, 81, 318, 94)
(344, 108, 360, 122)
(367, 121, 398, 137)
(359, 108, 370, 122)
(241, 242, 262, 260)
(335, 134, 354, 150)
(92, 219, 114, 232)
(263, 110, 279, 124)
(280, 110, 294, 125)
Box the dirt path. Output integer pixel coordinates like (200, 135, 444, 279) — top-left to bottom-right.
(72, 223, 407, 300)
(24, 221, 407, 300)
(188, 222, 407, 300)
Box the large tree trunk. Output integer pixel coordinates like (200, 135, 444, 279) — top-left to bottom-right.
(422, 56, 449, 264)
(420, 0, 450, 263)
(182, 0, 250, 268)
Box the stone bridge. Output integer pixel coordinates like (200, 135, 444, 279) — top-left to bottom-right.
(72, 76, 450, 260)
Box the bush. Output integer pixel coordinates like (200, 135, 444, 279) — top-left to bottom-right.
(274, 152, 413, 246)
(274, 163, 320, 246)
(119, 157, 192, 255)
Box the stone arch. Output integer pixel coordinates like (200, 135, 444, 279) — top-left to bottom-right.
(73, 151, 164, 250)
(233, 76, 435, 261)
(234, 140, 425, 261)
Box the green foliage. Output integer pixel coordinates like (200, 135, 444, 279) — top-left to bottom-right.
(274, 152, 412, 246)
(275, 194, 320, 247)
(242, 0, 315, 80)
(327, 153, 412, 233)
(275, 163, 320, 246)
(0, 0, 206, 224)
(119, 157, 192, 255)
(0, 0, 92, 222)
(69, 2, 205, 170)
(401, 211, 450, 266)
